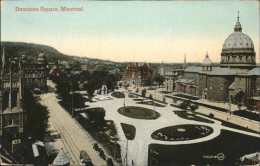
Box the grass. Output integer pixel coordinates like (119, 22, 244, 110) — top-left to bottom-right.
(133, 98, 144, 101)
(111, 92, 125, 98)
(120, 123, 136, 140)
(149, 129, 260, 165)
(118, 106, 160, 119)
(175, 94, 200, 100)
(233, 110, 260, 122)
(174, 111, 214, 123)
(151, 124, 213, 141)
(136, 101, 166, 107)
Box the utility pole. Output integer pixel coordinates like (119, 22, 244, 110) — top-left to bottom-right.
(125, 139, 128, 166)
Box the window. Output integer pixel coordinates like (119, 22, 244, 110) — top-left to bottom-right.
(9, 118, 13, 125)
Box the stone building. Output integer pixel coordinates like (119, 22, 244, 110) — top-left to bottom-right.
(125, 62, 153, 87)
(0, 49, 48, 144)
(22, 53, 48, 92)
(165, 67, 184, 92)
(0, 49, 24, 144)
(176, 14, 259, 103)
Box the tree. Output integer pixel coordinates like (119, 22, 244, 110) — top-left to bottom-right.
(84, 82, 95, 101)
(244, 98, 256, 111)
(189, 104, 198, 111)
(24, 88, 50, 140)
(233, 91, 245, 110)
(141, 89, 147, 97)
(209, 113, 214, 118)
(87, 108, 106, 128)
(152, 73, 165, 87)
(72, 93, 85, 108)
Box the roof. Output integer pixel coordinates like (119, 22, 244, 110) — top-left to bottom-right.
(222, 17, 254, 50)
(177, 76, 198, 84)
(229, 81, 235, 90)
(222, 32, 254, 50)
(247, 67, 260, 76)
(184, 66, 202, 73)
(185, 66, 217, 74)
(53, 149, 70, 165)
(208, 67, 236, 76)
(202, 53, 212, 66)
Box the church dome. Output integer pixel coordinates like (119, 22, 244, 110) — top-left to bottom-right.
(222, 13, 254, 51)
(222, 32, 254, 50)
(220, 12, 256, 69)
(202, 52, 212, 66)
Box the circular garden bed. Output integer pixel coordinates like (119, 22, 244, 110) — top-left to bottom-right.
(151, 124, 213, 141)
(118, 106, 160, 119)
(111, 92, 125, 98)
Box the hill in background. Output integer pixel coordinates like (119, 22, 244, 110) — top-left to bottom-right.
(1, 42, 73, 62)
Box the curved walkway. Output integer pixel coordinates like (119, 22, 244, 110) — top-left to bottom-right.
(86, 91, 260, 166)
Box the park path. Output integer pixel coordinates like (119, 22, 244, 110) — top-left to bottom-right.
(87, 91, 260, 166)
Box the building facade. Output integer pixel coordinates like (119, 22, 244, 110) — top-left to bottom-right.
(125, 62, 153, 87)
(165, 67, 184, 92)
(0, 50, 48, 144)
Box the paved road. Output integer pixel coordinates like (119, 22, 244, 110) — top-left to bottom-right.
(41, 93, 107, 166)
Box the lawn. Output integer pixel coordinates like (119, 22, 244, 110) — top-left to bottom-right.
(151, 124, 213, 141)
(133, 98, 144, 101)
(118, 106, 160, 119)
(149, 129, 260, 165)
(233, 110, 260, 122)
(136, 101, 166, 107)
(174, 111, 214, 123)
(111, 92, 125, 98)
(120, 123, 136, 140)
(175, 94, 200, 100)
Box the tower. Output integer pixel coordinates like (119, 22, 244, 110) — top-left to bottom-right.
(0, 48, 24, 146)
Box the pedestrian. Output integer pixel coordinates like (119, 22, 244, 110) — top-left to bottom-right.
(132, 159, 134, 165)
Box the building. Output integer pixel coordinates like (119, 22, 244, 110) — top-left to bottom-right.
(0, 49, 48, 146)
(125, 62, 153, 87)
(176, 13, 259, 103)
(22, 53, 48, 92)
(165, 67, 184, 92)
(0, 50, 25, 146)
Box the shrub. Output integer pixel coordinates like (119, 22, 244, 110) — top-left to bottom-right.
(141, 89, 147, 97)
(135, 88, 139, 93)
(149, 94, 153, 99)
(209, 113, 214, 118)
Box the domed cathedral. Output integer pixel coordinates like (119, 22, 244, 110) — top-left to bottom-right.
(220, 12, 256, 71)
(177, 12, 259, 103)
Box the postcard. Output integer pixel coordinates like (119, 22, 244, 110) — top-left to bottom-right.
(0, 0, 259, 165)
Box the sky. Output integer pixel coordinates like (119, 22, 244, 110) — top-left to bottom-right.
(1, 0, 259, 63)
